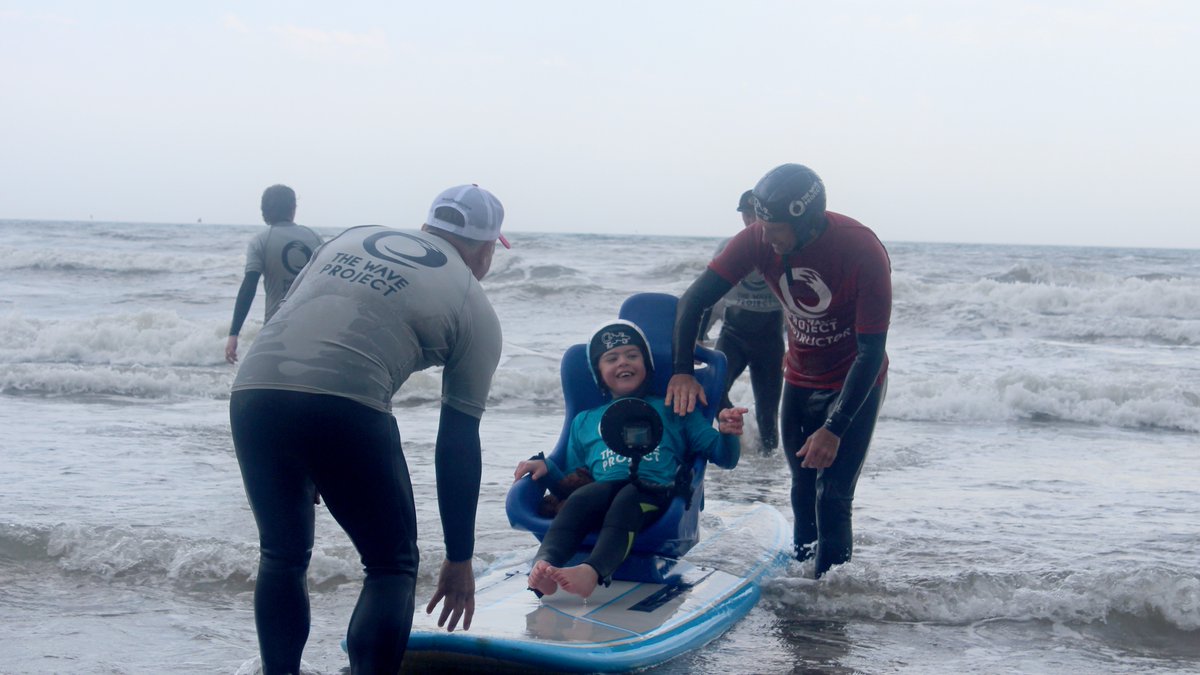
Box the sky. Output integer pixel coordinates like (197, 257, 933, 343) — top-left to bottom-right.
(1, 1, 1197, 248)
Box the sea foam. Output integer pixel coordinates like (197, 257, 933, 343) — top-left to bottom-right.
(766, 563, 1200, 632)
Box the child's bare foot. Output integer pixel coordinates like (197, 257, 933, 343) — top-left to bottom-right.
(548, 563, 599, 599)
(527, 559, 558, 597)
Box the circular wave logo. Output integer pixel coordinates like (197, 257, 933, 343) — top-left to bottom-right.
(363, 231, 447, 269)
(778, 267, 832, 318)
(280, 241, 314, 275)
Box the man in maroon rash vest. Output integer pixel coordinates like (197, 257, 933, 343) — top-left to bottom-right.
(667, 163, 891, 578)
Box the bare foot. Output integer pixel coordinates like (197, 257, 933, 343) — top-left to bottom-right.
(527, 559, 558, 597)
(548, 563, 599, 599)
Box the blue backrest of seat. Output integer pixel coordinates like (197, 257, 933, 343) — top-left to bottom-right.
(618, 292, 724, 420)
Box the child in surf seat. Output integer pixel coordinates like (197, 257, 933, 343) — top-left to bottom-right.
(513, 320, 747, 599)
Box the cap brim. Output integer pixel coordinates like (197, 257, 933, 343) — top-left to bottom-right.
(498, 233, 511, 249)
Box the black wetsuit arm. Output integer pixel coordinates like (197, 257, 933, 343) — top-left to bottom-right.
(697, 306, 714, 342)
(435, 403, 482, 562)
(673, 269, 734, 374)
(824, 331, 888, 437)
(228, 272, 261, 336)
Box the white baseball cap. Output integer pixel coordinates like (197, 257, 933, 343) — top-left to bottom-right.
(425, 184, 510, 249)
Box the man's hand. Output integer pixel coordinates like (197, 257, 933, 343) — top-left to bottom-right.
(716, 407, 749, 435)
(797, 427, 841, 469)
(665, 374, 706, 416)
(426, 558, 475, 632)
(224, 335, 239, 364)
(513, 459, 548, 482)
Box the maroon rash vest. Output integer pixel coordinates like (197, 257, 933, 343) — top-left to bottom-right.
(708, 211, 892, 390)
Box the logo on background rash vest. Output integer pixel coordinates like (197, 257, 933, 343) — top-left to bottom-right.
(777, 267, 832, 319)
(280, 240, 314, 275)
(741, 277, 768, 292)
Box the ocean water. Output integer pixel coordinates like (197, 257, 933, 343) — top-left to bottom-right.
(1, 219, 1197, 674)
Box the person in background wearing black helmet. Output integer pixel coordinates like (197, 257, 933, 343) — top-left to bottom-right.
(703, 189, 787, 453)
(666, 164, 891, 578)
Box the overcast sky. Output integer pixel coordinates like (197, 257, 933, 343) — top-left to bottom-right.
(2, 1, 1197, 248)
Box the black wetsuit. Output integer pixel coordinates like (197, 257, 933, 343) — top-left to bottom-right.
(231, 389, 419, 674)
(674, 213, 892, 578)
(717, 306, 785, 449)
(704, 237, 786, 450)
(535, 480, 672, 581)
(229, 226, 501, 674)
(780, 380, 886, 573)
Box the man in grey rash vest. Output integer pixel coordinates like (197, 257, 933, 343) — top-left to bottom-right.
(229, 184, 509, 674)
(225, 184, 323, 364)
(707, 189, 786, 452)
(666, 164, 891, 579)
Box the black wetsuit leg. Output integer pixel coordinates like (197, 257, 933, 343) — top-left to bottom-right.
(780, 380, 885, 578)
(745, 310, 784, 449)
(716, 327, 750, 411)
(231, 389, 419, 675)
(583, 483, 671, 580)
(535, 480, 670, 581)
(720, 308, 785, 449)
(230, 390, 315, 675)
(535, 481, 623, 567)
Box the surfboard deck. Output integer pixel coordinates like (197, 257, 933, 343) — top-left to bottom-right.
(397, 502, 790, 673)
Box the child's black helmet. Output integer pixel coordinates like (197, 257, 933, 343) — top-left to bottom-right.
(586, 320, 654, 393)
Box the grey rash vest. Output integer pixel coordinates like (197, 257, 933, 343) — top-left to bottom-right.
(232, 225, 502, 418)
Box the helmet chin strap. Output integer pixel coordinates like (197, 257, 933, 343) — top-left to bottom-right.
(788, 214, 829, 253)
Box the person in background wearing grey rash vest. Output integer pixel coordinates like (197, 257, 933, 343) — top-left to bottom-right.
(666, 164, 891, 579)
(229, 184, 509, 674)
(706, 189, 786, 453)
(225, 184, 323, 364)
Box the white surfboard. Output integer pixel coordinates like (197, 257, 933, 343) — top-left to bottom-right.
(399, 502, 790, 673)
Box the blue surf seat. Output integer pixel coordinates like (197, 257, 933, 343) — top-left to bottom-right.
(505, 292, 728, 581)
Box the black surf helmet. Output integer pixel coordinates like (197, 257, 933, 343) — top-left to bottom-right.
(751, 163, 827, 237)
(736, 189, 755, 213)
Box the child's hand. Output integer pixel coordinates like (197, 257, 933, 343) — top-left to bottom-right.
(514, 459, 548, 482)
(717, 407, 749, 435)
